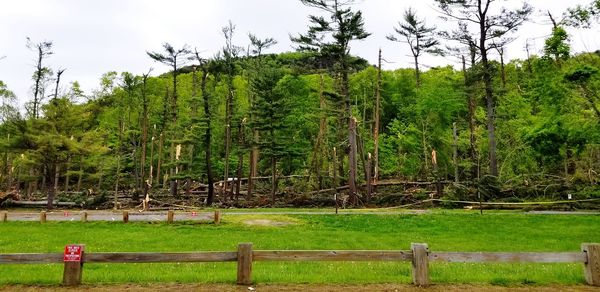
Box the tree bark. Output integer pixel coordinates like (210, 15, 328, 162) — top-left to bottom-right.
(149, 125, 155, 185)
(348, 117, 358, 205)
(374, 49, 382, 182)
(332, 147, 338, 195)
(201, 68, 215, 205)
(366, 153, 372, 203)
(271, 156, 277, 205)
(453, 122, 459, 183)
(235, 120, 245, 201)
(414, 55, 421, 88)
(76, 156, 83, 192)
(223, 80, 234, 200)
(463, 55, 478, 179)
(46, 164, 56, 210)
(140, 74, 150, 199)
(114, 120, 123, 210)
(310, 74, 327, 190)
(64, 156, 70, 193)
(479, 4, 499, 177)
(170, 58, 180, 197)
(53, 163, 59, 195)
(32, 45, 45, 119)
(499, 48, 506, 88)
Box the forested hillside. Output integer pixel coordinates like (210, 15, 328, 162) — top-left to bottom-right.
(1, 0, 599, 209)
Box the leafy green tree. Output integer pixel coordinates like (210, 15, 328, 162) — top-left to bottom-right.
(246, 33, 277, 200)
(293, 0, 370, 203)
(565, 0, 600, 28)
(387, 8, 439, 87)
(221, 21, 243, 198)
(147, 43, 191, 196)
(544, 26, 571, 63)
(565, 64, 600, 121)
(436, 0, 533, 177)
(0, 81, 18, 123)
(249, 63, 289, 204)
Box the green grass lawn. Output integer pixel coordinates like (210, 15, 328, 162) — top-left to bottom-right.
(0, 211, 598, 286)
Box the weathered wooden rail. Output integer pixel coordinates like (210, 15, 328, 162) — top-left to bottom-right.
(0, 210, 221, 224)
(0, 243, 598, 287)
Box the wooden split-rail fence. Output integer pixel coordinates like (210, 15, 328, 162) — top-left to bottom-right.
(0, 243, 598, 287)
(1, 210, 221, 224)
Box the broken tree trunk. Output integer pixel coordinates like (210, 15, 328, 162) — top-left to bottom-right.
(374, 48, 382, 182)
(348, 117, 358, 205)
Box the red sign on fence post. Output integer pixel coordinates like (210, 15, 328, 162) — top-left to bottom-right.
(63, 245, 84, 262)
(63, 244, 85, 286)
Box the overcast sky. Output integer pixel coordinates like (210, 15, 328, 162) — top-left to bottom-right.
(1, 0, 598, 106)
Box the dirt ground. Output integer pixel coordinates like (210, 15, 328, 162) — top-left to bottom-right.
(1, 284, 598, 292)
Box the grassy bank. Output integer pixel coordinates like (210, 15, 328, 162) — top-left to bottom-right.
(0, 212, 598, 286)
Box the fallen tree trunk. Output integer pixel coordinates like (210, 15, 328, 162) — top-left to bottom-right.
(3, 200, 77, 207)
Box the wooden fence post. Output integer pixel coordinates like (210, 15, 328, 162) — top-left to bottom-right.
(1, 211, 7, 222)
(62, 244, 85, 286)
(122, 211, 129, 223)
(583, 243, 600, 286)
(167, 210, 174, 224)
(237, 243, 253, 285)
(411, 243, 430, 287)
(214, 210, 221, 225)
(40, 211, 47, 223)
(81, 212, 87, 222)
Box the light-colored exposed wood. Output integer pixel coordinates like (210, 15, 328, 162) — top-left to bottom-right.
(237, 243, 253, 285)
(411, 243, 429, 287)
(85, 252, 237, 263)
(1, 211, 6, 222)
(253, 250, 412, 262)
(214, 210, 221, 224)
(582, 243, 600, 286)
(0, 253, 63, 264)
(430, 252, 586, 263)
(167, 210, 174, 224)
(81, 212, 87, 223)
(122, 211, 129, 223)
(39, 211, 46, 223)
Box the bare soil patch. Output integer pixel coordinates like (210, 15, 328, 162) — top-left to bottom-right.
(243, 219, 295, 226)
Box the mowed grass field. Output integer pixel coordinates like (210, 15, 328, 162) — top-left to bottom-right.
(0, 211, 599, 286)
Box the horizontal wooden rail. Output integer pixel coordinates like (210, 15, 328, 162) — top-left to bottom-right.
(0, 253, 63, 264)
(85, 252, 237, 263)
(0, 210, 221, 224)
(429, 252, 586, 263)
(0, 243, 598, 287)
(253, 250, 412, 261)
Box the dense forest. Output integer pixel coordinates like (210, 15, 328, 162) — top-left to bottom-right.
(1, 0, 599, 209)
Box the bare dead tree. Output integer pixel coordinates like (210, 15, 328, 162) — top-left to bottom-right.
(26, 37, 53, 119)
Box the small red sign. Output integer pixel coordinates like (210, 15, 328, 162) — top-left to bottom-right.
(191, 212, 198, 217)
(63, 245, 84, 262)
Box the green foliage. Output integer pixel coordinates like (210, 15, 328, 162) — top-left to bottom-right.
(544, 26, 570, 62)
(564, 0, 600, 28)
(3, 19, 600, 203)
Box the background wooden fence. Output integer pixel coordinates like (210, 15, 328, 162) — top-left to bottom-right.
(0, 243, 598, 287)
(1, 210, 221, 224)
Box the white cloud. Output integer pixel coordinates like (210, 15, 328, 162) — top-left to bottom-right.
(0, 0, 597, 107)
